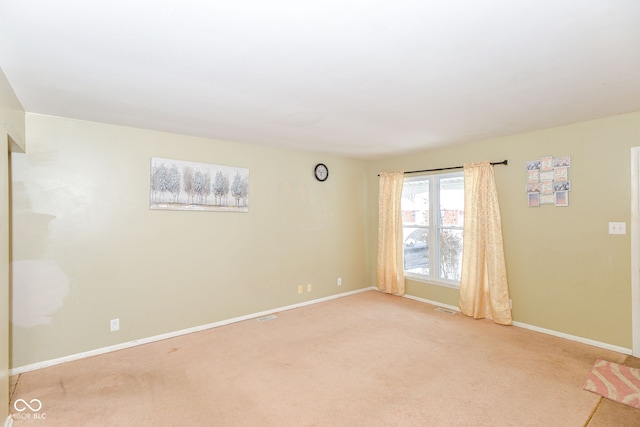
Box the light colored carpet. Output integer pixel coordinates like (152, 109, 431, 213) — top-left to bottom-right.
(8, 290, 638, 426)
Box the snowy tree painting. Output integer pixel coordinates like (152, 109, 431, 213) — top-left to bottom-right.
(150, 157, 249, 212)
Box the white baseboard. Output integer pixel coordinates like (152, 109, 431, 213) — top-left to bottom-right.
(402, 293, 461, 313)
(13, 286, 629, 375)
(10, 287, 376, 375)
(512, 321, 632, 355)
(4, 415, 13, 427)
(402, 293, 632, 355)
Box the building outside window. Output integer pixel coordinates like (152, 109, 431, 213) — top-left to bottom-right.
(401, 172, 464, 287)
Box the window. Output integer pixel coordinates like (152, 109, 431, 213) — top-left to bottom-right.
(401, 172, 464, 287)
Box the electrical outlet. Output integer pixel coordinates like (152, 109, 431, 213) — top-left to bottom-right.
(608, 222, 626, 234)
(110, 318, 120, 332)
(307, 284, 312, 292)
(298, 285, 303, 294)
(337, 277, 342, 286)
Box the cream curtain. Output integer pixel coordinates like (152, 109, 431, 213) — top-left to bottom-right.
(459, 162, 512, 325)
(377, 171, 405, 296)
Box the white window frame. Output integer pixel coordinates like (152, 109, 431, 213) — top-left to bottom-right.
(402, 171, 464, 289)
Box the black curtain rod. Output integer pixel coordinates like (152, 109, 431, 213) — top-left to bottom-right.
(378, 160, 508, 176)
(405, 159, 508, 174)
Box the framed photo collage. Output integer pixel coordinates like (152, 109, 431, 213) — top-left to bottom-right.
(526, 156, 571, 207)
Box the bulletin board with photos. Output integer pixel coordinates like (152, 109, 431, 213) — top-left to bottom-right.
(525, 156, 571, 207)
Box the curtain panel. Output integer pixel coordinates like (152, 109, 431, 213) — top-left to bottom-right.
(377, 171, 405, 296)
(459, 162, 512, 325)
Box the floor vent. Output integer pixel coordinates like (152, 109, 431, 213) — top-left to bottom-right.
(257, 315, 278, 322)
(434, 307, 457, 315)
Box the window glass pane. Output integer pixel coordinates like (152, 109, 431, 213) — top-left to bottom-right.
(403, 227, 429, 275)
(439, 229, 463, 281)
(401, 179, 429, 226)
(439, 176, 464, 227)
(402, 179, 430, 275)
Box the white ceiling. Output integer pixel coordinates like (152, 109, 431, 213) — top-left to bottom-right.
(0, 1, 639, 159)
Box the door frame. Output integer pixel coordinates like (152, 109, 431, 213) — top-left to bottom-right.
(630, 146, 640, 356)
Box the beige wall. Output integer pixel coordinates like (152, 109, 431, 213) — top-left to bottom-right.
(8, 105, 640, 369)
(369, 111, 640, 349)
(11, 113, 371, 367)
(0, 67, 25, 421)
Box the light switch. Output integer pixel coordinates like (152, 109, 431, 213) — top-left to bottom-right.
(608, 222, 626, 235)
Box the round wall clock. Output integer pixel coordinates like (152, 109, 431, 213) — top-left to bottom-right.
(314, 163, 329, 182)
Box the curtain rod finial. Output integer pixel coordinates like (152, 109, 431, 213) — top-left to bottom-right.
(489, 160, 508, 167)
